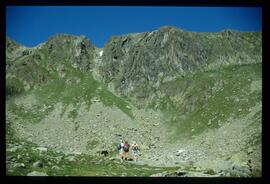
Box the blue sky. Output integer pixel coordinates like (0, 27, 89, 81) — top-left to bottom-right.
(6, 6, 262, 48)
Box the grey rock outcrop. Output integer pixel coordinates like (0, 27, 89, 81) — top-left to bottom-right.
(33, 160, 43, 168)
(27, 171, 48, 176)
(96, 26, 261, 105)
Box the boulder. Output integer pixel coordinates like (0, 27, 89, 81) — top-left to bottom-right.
(14, 163, 26, 168)
(52, 165, 60, 170)
(231, 164, 251, 177)
(175, 170, 187, 176)
(247, 147, 253, 155)
(150, 171, 169, 177)
(36, 147, 48, 153)
(33, 161, 43, 168)
(175, 149, 185, 156)
(27, 171, 48, 176)
(218, 169, 230, 177)
(20, 163, 26, 168)
(203, 168, 216, 175)
(27, 138, 33, 142)
(65, 156, 76, 162)
(73, 151, 82, 155)
(218, 163, 252, 177)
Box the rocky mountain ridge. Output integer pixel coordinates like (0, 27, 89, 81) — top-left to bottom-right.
(95, 26, 261, 105)
(6, 26, 261, 107)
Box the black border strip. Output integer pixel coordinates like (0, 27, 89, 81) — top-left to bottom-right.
(4, 0, 264, 7)
(2, 0, 268, 184)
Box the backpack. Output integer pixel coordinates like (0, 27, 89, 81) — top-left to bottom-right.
(123, 143, 129, 151)
(133, 145, 139, 151)
(117, 143, 122, 150)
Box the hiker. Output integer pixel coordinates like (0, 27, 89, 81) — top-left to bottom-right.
(131, 141, 140, 162)
(117, 139, 124, 160)
(123, 140, 130, 160)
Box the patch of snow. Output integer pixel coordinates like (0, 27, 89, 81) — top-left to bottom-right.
(176, 149, 185, 154)
(99, 50, 103, 56)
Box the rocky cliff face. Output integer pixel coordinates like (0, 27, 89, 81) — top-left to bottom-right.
(6, 34, 97, 96)
(44, 34, 96, 71)
(95, 26, 261, 105)
(6, 27, 261, 104)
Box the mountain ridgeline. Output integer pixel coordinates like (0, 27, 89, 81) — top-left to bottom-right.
(6, 26, 262, 177)
(6, 26, 261, 103)
(97, 26, 261, 104)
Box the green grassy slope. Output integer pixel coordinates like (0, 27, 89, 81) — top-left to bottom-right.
(150, 63, 261, 139)
(34, 65, 133, 118)
(7, 68, 133, 124)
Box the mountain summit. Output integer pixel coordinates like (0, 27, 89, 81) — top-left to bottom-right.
(95, 27, 261, 105)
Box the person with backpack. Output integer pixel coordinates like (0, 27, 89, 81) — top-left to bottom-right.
(117, 139, 124, 160)
(123, 140, 130, 161)
(131, 141, 140, 162)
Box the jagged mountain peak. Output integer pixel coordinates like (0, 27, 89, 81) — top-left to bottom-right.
(6, 27, 262, 101)
(46, 33, 93, 49)
(96, 27, 261, 105)
(48, 33, 86, 40)
(6, 37, 25, 51)
(157, 25, 183, 32)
